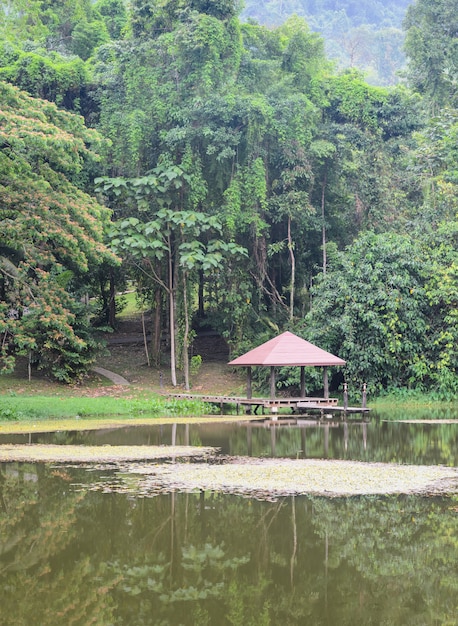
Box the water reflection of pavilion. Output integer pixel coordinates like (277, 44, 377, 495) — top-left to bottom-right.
(243, 420, 369, 458)
(166, 418, 370, 459)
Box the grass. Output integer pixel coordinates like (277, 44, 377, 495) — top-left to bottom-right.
(371, 395, 458, 420)
(0, 394, 218, 422)
(2, 384, 457, 426)
(0, 311, 246, 427)
(117, 290, 144, 318)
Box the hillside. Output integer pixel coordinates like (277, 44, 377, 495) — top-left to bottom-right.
(241, 0, 412, 85)
(242, 0, 411, 28)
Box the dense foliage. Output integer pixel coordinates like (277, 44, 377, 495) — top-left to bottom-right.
(0, 0, 457, 394)
(0, 82, 118, 381)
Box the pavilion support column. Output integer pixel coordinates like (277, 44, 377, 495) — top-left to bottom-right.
(300, 366, 305, 397)
(323, 367, 329, 399)
(246, 367, 252, 399)
(270, 366, 276, 400)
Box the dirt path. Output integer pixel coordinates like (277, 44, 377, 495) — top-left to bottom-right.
(91, 366, 130, 385)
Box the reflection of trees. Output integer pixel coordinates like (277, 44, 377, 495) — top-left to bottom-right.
(97, 491, 273, 625)
(307, 496, 458, 625)
(34, 421, 457, 465)
(1, 464, 457, 625)
(368, 422, 458, 466)
(0, 463, 117, 625)
(224, 421, 458, 465)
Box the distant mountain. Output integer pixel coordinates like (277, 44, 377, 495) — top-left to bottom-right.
(241, 1, 411, 28)
(241, 0, 413, 85)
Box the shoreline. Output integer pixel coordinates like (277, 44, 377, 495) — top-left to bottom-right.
(0, 415, 261, 434)
(1, 415, 458, 435)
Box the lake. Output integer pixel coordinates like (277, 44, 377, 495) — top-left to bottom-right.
(1, 414, 457, 625)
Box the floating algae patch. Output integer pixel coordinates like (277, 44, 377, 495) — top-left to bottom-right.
(0, 444, 217, 463)
(0, 415, 258, 435)
(93, 458, 458, 499)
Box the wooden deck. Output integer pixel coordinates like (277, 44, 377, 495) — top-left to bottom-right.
(168, 394, 369, 416)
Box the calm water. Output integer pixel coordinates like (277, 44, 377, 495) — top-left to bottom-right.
(1, 416, 457, 625)
(1, 418, 458, 465)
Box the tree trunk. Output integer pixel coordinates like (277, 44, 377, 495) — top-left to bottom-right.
(198, 269, 204, 319)
(288, 213, 295, 321)
(182, 270, 190, 391)
(108, 269, 116, 328)
(152, 287, 162, 367)
(141, 311, 150, 367)
(168, 233, 177, 387)
(321, 169, 328, 275)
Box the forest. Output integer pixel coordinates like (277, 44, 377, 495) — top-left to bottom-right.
(0, 0, 457, 397)
(242, 0, 411, 85)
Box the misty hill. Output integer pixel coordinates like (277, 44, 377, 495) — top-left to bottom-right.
(241, 0, 413, 85)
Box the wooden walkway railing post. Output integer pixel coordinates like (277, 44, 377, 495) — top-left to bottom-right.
(362, 383, 367, 409)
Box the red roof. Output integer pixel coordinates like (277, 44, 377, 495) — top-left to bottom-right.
(228, 331, 345, 367)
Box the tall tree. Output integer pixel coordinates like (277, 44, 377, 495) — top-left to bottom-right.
(300, 223, 458, 396)
(98, 162, 246, 388)
(0, 82, 118, 381)
(0, 43, 92, 115)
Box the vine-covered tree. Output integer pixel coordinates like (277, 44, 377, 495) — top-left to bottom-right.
(404, 0, 458, 110)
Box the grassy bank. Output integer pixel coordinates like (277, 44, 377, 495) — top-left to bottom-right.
(1, 391, 457, 427)
(0, 394, 216, 422)
(1, 347, 457, 428)
(371, 395, 458, 420)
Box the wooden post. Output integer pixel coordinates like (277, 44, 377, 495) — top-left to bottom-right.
(300, 366, 305, 397)
(270, 366, 276, 400)
(323, 367, 329, 399)
(343, 382, 348, 411)
(246, 367, 252, 399)
(362, 382, 367, 408)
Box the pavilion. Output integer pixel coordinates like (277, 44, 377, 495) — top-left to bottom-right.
(228, 331, 345, 401)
